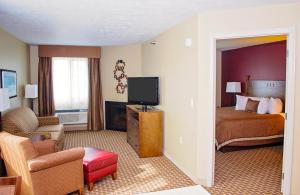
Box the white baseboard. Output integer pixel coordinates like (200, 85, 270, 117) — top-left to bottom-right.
(163, 150, 204, 185)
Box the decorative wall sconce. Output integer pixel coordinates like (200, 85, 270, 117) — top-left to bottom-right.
(113, 60, 128, 94)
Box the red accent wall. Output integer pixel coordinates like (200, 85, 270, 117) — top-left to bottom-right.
(221, 41, 286, 107)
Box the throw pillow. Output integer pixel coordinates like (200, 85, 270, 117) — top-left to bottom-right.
(245, 99, 260, 112)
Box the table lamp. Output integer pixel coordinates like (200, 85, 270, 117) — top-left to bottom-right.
(25, 84, 38, 110)
(226, 82, 241, 105)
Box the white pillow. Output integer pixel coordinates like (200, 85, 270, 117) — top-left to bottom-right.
(235, 95, 248, 110)
(257, 97, 270, 114)
(268, 97, 283, 114)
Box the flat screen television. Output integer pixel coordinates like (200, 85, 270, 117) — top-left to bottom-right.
(128, 77, 159, 106)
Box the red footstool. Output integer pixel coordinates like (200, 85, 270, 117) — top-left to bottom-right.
(83, 147, 118, 191)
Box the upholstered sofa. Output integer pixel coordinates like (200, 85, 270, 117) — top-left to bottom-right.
(1, 107, 65, 150)
(0, 132, 84, 195)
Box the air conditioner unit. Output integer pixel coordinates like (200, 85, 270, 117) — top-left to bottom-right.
(56, 112, 87, 125)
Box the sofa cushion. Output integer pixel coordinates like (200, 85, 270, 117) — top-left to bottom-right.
(37, 124, 64, 132)
(3, 107, 39, 132)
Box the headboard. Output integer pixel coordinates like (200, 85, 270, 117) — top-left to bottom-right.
(247, 80, 286, 102)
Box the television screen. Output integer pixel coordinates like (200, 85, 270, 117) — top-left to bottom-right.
(128, 77, 159, 105)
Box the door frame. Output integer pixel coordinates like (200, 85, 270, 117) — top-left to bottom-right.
(207, 27, 296, 195)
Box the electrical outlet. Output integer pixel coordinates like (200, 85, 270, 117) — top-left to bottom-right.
(179, 136, 183, 144)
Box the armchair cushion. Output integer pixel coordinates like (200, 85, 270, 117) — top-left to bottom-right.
(37, 116, 60, 126)
(10, 131, 52, 140)
(33, 140, 56, 155)
(37, 124, 63, 132)
(28, 147, 85, 172)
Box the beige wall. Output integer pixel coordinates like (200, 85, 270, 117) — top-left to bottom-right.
(29, 45, 39, 113)
(196, 3, 300, 194)
(30, 44, 142, 114)
(29, 46, 39, 84)
(101, 44, 142, 102)
(142, 3, 300, 194)
(0, 28, 29, 110)
(142, 16, 200, 182)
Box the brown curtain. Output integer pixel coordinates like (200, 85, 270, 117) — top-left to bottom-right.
(38, 57, 55, 116)
(87, 58, 104, 130)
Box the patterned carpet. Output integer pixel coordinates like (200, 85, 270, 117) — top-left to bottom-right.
(207, 145, 283, 195)
(65, 130, 282, 195)
(64, 130, 195, 195)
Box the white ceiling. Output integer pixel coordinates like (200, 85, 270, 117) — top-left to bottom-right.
(0, 0, 298, 46)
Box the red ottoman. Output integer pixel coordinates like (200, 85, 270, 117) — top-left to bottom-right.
(83, 147, 118, 191)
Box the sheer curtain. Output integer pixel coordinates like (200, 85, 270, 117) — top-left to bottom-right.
(52, 57, 88, 111)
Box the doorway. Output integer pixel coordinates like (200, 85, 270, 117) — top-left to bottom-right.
(207, 28, 296, 195)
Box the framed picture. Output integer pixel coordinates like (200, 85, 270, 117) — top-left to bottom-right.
(0, 69, 17, 98)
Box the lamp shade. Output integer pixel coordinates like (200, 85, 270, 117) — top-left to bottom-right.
(226, 82, 241, 93)
(0, 88, 10, 111)
(25, 84, 38, 98)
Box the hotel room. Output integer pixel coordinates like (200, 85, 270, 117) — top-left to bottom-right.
(0, 1, 300, 195)
(213, 36, 287, 193)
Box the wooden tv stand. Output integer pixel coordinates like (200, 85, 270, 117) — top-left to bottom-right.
(126, 105, 163, 158)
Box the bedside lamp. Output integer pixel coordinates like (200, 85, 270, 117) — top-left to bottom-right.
(226, 82, 241, 105)
(25, 84, 38, 110)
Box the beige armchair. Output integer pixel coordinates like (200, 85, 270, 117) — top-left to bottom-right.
(1, 107, 64, 150)
(0, 132, 84, 195)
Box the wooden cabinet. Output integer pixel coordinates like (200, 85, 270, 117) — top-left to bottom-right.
(126, 105, 163, 158)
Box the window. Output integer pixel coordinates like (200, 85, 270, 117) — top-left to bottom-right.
(52, 57, 88, 111)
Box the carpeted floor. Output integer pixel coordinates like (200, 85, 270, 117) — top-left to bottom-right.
(64, 130, 195, 195)
(207, 145, 283, 195)
(65, 130, 282, 195)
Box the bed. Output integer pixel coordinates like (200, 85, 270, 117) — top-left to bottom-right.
(215, 80, 285, 151)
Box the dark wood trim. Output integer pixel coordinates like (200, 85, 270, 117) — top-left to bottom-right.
(79, 186, 84, 195)
(112, 172, 117, 180)
(0, 176, 21, 195)
(88, 182, 93, 191)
